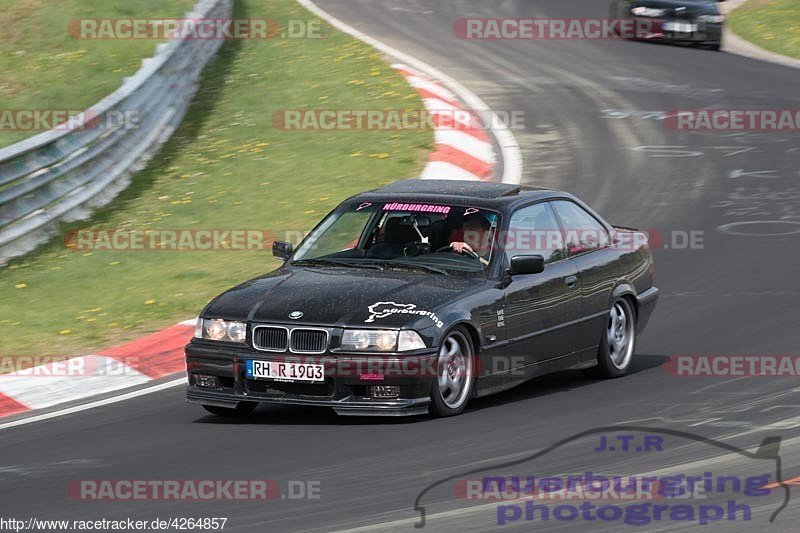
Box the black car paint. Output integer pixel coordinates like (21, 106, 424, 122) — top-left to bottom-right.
(185, 180, 658, 415)
(610, 0, 724, 47)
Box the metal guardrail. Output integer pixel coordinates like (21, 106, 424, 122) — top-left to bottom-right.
(0, 0, 232, 264)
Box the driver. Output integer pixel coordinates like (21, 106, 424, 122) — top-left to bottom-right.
(449, 212, 492, 265)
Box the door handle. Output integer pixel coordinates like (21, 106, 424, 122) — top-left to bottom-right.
(564, 275, 577, 288)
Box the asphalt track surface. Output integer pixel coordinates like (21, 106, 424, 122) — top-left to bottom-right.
(3, 1, 800, 531)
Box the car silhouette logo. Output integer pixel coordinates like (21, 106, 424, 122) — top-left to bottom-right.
(289, 311, 303, 319)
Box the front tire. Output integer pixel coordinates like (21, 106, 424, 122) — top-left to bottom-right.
(595, 298, 637, 377)
(202, 402, 258, 417)
(429, 327, 475, 417)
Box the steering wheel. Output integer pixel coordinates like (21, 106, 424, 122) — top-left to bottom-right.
(435, 245, 480, 261)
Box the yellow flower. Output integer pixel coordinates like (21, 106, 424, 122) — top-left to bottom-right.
(145, 299, 155, 305)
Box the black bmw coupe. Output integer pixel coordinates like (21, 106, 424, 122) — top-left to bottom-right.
(186, 180, 658, 417)
(610, 0, 725, 50)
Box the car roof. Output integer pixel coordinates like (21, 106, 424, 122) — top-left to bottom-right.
(351, 179, 566, 209)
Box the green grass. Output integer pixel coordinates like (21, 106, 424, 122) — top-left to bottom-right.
(0, 0, 195, 147)
(0, 0, 432, 356)
(728, 0, 800, 59)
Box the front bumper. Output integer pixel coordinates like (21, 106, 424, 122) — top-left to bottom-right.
(632, 17, 723, 44)
(185, 342, 438, 416)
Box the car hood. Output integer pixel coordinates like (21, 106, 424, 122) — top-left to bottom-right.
(202, 266, 480, 329)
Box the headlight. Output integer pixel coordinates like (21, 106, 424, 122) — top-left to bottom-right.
(342, 329, 397, 351)
(631, 7, 666, 17)
(340, 329, 427, 352)
(398, 330, 426, 351)
(195, 318, 248, 343)
(227, 321, 247, 343)
(696, 14, 724, 23)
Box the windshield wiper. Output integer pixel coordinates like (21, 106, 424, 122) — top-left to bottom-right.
(292, 259, 383, 270)
(367, 260, 448, 275)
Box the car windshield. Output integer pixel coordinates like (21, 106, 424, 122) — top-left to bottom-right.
(292, 201, 500, 273)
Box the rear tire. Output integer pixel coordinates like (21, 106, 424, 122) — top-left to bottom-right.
(429, 327, 475, 417)
(202, 402, 258, 417)
(595, 298, 637, 378)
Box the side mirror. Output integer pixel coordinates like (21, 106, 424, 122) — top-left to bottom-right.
(509, 254, 545, 275)
(273, 241, 293, 260)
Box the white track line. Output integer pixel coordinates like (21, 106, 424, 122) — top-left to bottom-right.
(0, 318, 195, 425)
(0, 355, 151, 409)
(298, 0, 523, 185)
(0, 378, 186, 431)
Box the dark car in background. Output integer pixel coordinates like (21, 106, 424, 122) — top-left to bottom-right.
(185, 180, 659, 418)
(610, 0, 725, 50)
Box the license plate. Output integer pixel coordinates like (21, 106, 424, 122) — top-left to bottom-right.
(246, 359, 324, 382)
(664, 21, 697, 33)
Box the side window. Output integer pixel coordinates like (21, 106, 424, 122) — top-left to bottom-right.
(506, 203, 564, 264)
(551, 201, 610, 255)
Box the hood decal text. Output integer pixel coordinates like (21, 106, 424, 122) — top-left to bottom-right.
(365, 302, 444, 328)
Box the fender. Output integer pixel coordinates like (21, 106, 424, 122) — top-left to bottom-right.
(609, 280, 637, 310)
(427, 315, 483, 349)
